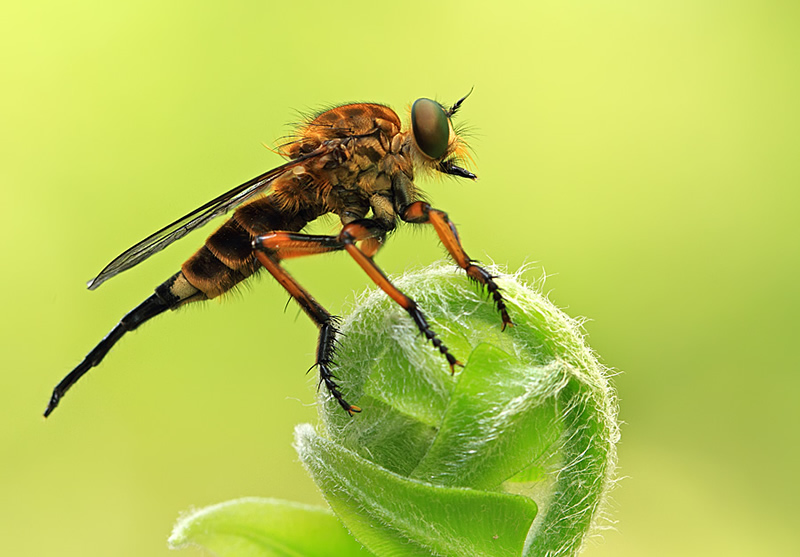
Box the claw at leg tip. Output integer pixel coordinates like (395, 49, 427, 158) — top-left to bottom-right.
(449, 360, 465, 375)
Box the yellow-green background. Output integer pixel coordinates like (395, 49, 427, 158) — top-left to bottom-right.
(2, 1, 797, 556)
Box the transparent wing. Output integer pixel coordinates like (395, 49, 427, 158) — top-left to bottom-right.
(87, 152, 319, 290)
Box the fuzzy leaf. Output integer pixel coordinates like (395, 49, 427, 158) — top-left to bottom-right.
(168, 497, 373, 557)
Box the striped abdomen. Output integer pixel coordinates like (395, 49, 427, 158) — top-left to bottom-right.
(179, 195, 319, 300)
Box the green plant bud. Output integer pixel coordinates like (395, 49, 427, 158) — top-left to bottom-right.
(169, 265, 619, 557)
(296, 264, 619, 557)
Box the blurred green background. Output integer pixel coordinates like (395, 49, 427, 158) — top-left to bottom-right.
(2, 1, 798, 555)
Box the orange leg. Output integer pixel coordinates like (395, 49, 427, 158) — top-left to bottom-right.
(338, 222, 461, 371)
(253, 235, 359, 414)
(255, 223, 462, 377)
(402, 202, 513, 330)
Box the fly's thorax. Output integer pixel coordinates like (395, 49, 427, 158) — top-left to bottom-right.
(284, 103, 403, 159)
(327, 166, 396, 222)
(310, 103, 402, 138)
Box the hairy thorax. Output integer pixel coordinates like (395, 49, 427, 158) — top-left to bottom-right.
(273, 103, 413, 221)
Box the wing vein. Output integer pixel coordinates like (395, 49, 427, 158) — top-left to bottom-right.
(86, 150, 322, 290)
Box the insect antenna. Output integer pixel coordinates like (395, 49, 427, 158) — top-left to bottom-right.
(447, 86, 474, 117)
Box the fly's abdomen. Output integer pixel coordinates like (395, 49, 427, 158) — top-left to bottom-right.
(181, 196, 314, 299)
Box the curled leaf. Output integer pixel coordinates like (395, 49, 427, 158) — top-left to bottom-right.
(295, 423, 538, 557)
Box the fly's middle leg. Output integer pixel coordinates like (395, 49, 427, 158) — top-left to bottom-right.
(338, 221, 462, 372)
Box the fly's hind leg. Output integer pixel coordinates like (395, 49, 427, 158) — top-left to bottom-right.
(251, 237, 359, 414)
(44, 272, 203, 417)
(402, 202, 513, 330)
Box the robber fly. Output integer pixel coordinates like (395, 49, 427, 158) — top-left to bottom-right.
(44, 93, 512, 417)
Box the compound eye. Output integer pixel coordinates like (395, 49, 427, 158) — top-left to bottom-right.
(411, 98, 450, 159)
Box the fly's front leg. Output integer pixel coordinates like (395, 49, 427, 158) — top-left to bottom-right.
(252, 235, 359, 414)
(338, 221, 462, 372)
(402, 201, 513, 330)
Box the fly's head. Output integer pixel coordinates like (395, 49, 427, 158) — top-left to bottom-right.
(407, 92, 476, 181)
